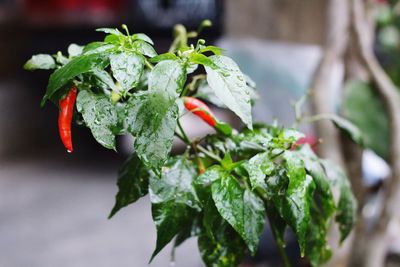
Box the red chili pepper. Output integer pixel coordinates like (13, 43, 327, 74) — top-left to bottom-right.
(58, 87, 77, 153)
(183, 96, 217, 127)
(291, 135, 319, 152)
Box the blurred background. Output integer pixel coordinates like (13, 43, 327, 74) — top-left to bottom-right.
(1, 0, 399, 267)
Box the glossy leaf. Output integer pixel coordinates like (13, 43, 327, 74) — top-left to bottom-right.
(199, 45, 224, 55)
(211, 175, 265, 254)
(42, 52, 110, 105)
(131, 33, 154, 45)
(96, 27, 123, 36)
(149, 156, 200, 209)
(303, 202, 332, 267)
(149, 60, 186, 97)
(149, 52, 177, 63)
(293, 145, 336, 221)
(76, 90, 118, 149)
(189, 53, 217, 68)
(67, 44, 84, 57)
(109, 154, 149, 218)
(130, 92, 179, 174)
(89, 68, 117, 91)
(322, 160, 357, 242)
(275, 151, 315, 254)
(266, 204, 287, 247)
(110, 51, 145, 90)
(24, 54, 56, 71)
(198, 201, 247, 267)
(244, 152, 274, 192)
(205, 55, 252, 129)
(132, 40, 157, 58)
(150, 201, 195, 261)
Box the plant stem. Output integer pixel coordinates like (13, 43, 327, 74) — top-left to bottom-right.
(145, 59, 154, 70)
(196, 145, 221, 162)
(177, 120, 191, 144)
(277, 242, 292, 267)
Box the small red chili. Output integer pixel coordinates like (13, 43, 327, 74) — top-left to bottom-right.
(183, 96, 217, 127)
(58, 87, 77, 153)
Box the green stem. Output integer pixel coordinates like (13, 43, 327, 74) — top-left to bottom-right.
(277, 242, 292, 267)
(177, 120, 191, 144)
(196, 145, 221, 162)
(302, 113, 332, 124)
(145, 59, 154, 70)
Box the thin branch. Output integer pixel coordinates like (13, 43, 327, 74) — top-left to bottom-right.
(309, 0, 349, 167)
(350, 0, 400, 266)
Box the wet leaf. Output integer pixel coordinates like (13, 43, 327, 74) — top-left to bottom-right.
(149, 156, 200, 209)
(110, 51, 145, 90)
(76, 90, 118, 149)
(109, 153, 149, 218)
(150, 201, 195, 261)
(42, 52, 110, 105)
(293, 145, 336, 221)
(211, 175, 265, 254)
(244, 152, 274, 192)
(322, 160, 357, 242)
(132, 40, 157, 58)
(273, 151, 315, 255)
(205, 55, 252, 129)
(24, 54, 56, 71)
(198, 201, 247, 267)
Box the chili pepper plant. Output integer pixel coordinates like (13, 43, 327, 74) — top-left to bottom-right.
(24, 22, 359, 267)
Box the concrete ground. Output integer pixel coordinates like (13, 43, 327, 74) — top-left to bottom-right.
(0, 155, 203, 267)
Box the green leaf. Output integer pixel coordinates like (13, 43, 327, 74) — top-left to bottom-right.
(194, 80, 226, 108)
(131, 33, 154, 45)
(132, 40, 157, 58)
(189, 53, 217, 68)
(304, 203, 333, 267)
(324, 114, 364, 146)
(274, 151, 315, 255)
(198, 201, 247, 267)
(211, 175, 265, 254)
(96, 27, 123, 36)
(174, 215, 202, 247)
(129, 92, 179, 174)
(89, 68, 117, 91)
(266, 204, 287, 247)
(110, 51, 145, 90)
(150, 201, 195, 261)
(76, 90, 118, 149)
(215, 121, 233, 136)
(108, 153, 149, 218)
(199, 45, 224, 55)
(244, 152, 274, 192)
(205, 55, 252, 129)
(67, 43, 84, 57)
(125, 61, 186, 174)
(42, 52, 110, 105)
(149, 60, 186, 97)
(293, 145, 336, 221)
(342, 79, 389, 159)
(24, 54, 56, 70)
(149, 156, 200, 209)
(321, 160, 357, 242)
(149, 52, 177, 63)
(82, 42, 116, 55)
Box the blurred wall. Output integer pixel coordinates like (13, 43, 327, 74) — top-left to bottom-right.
(224, 0, 327, 44)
